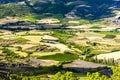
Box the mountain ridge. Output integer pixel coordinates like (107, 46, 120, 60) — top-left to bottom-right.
(0, 0, 120, 20)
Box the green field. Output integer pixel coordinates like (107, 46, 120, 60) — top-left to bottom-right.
(39, 53, 79, 62)
(96, 31, 120, 35)
(14, 37, 29, 42)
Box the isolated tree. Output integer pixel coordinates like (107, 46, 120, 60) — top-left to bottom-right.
(53, 72, 62, 80)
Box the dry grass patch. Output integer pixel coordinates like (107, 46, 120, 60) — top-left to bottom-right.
(29, 30, 50, 34)
(11, 44, 37, 50)
(95, 51, 120, 60)
(29, 58, 59, 67)
(0, 30, 12, 35)
(16, 31, 28, 35)
(15, 51, 28, 57)
(68, 21, 79, 24)
(23, 36, 42, 43)
(31, 52, 57, 57)
(44, 43, 71, 52)
(67, 25, 89, 29)
(37, 18, 60, 24)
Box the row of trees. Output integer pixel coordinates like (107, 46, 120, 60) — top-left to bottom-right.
(8, 72, 78, 80)
(87, 65, 120, 80)
(83, 57, 117, 66)
(52, 72, 78, 80)
(53, 65, 120, 80)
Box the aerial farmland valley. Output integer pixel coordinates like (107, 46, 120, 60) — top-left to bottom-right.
(1, 0, 120, 80)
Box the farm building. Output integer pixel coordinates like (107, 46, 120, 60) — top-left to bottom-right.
(42, 35, 58, 43)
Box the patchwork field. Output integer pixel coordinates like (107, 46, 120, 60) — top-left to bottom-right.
(0, 30, 74, 65)
(69, 32, 120, 53)
(95, 51, 120, 60)
(0, 29, 120, 79)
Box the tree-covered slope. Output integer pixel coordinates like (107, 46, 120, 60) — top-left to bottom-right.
(0, 0, 120, 20)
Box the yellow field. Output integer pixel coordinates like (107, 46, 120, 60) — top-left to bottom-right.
(15, 51, 28, 57)
(31, 52, 58, 57)
(23, 36, 42, 43)
(11, 44, 37, 50)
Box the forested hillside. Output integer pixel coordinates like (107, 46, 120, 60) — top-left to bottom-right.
(0, 0, 120, 20)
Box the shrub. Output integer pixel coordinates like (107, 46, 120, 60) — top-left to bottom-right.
(52, 72, 78, 80)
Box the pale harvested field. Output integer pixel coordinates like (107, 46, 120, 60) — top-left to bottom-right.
(23, 36, 42, 43)
(0, 17, 19, 24)
(44, 43, 71, 52)
(39, 60, 59, 66)
(29, 58, 59, 67)
(16, 30, 50, 35)
(15, 51, 28, 57)
(31, 52, 57, 57)
(76, 32, 104, 38)
(11, 44, 37, 50)
(16, 31, 27, 35)
(68, 21, 79, 24)
(69, 32, 104, 45)
(0, 36, 4, 39)
(71, 32, 120, 46)
(0, 50, 3, 55)
(37, 18, 60, 24)
(69, 32, 120, 52)
(0, 30, 12, 35)
(67, 25, 90, 29)
(95, 51, 120, 60)
(113, 10, 120, 18)
(29, 30, 50, 34)
(97, 39, 120, 45)
(63, 60, 106, 68)
(68, 37, 88, 46)
(3, 34, 20, 39)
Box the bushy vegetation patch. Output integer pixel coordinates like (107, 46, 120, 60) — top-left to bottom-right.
(0, 3, 32, 18)
(51, 30, 76, 44)
(87, 65, 120, 80)
(14, 37, 29, 43)
(52, 71, 78, 80)
(68, 42, 92, 55)
(79, 19, 90, 25)
(2, 48, 19, 61)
